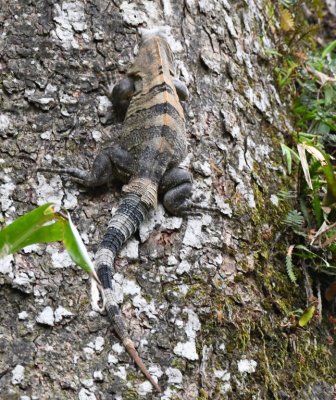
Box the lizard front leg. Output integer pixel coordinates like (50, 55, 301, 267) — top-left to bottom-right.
(38, 145, 134, 187)
(172, 77, 189, 101)
(102, 75, 135, 120)
(160, 167, 193, 216)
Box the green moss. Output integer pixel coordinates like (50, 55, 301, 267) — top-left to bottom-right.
(123, 388, 139, 400)
(171, 357, 186, 370)
(198, 389, 210, 400)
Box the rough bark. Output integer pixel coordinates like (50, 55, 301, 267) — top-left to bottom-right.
(0, 1, 334, 399)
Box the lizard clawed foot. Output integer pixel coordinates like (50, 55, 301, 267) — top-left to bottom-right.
(99, 70, 114, 99)
(173, 200, 226, 217)
(38, 166, 109, 187)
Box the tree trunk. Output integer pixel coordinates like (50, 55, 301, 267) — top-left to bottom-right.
(0, 1, 334, 399)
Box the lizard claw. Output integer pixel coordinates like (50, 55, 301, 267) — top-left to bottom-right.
(100, 71, 114, 99)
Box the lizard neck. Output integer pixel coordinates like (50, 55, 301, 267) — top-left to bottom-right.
(129, 36, 175, 85)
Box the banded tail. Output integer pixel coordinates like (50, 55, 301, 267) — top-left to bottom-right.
(95, 179, 161, 392)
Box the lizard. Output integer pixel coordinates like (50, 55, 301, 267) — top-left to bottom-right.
(40, 31, 192, 392)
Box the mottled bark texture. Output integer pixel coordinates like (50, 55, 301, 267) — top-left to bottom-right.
(0, 1, 334, 399)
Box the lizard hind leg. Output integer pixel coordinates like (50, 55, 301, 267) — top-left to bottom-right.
(160, 167, 193, 216)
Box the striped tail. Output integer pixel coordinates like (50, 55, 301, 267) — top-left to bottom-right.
(94, 181, 161, 392)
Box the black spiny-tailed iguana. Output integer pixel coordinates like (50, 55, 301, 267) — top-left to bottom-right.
(40, 32, 192, 392)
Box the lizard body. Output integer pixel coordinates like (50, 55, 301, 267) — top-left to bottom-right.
(40, 33, 192, 392)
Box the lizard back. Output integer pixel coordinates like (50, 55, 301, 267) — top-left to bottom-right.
(120, 35, 187, 183)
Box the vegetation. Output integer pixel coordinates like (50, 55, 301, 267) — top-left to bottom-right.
(272, 0, 336, 325)
(0, 203, 100, 285)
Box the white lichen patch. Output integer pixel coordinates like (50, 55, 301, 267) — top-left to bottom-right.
(91, 130, 103, 142)
(0, 254, 14, 276)
(0, 114, 10, 132)
(18, 311, 28, 320)
(122, 278, 141, 296)
(93, 370, 103, 381)
(81, 378, 94, 388)
(78, 388, 96, 400)
(238, 358, 257, 374)
(270, 194, 279, 206)
(173, 309, 201, 360)
(52, 2, 87, 50)
(166, 367, 183, 384)
(132, 295, 157, 319)
(83, 337, 104, 358)
(161, 215, 182, 231)
(214, 369, 231, 381)
(167, 255, 178, 265)
(22, 244, 40, 254)
(11, 364, 25, 385)
(113, 366, 127, 380)
(97, 95, 112, 115)
(119, 238, 139, 260)
(108, 273, 124, 304)
(137, 380, 153, 396)
(185, 309, 201, 338)
(12, 272, 34, 293)
(214, 195, 233, 217)
(173, 340, 198, 360)
(120, 2, 147, 26)
(193, 160, 212, 176)
(54, 306, 73, 323)
(111, 343, 124, 355)
(35, 173, 63, 205)
(183, 218, 203, 248)
(63, 187, 78, 209)
(162, 0, 173, 16)
(139, 205, 165, 242)
(46, 246, 74, 269)
(224, 10, 238, 38)
(94, 336, 105, 353)
(107, 353, 118, 365)
(36, 306, 54, 326)
(176, 260, 191, 275)
(0, 178, 15, 212)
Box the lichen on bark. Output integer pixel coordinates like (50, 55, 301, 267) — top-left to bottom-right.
(0, 1, 335, 399)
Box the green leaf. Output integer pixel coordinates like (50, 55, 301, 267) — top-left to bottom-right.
(281, 143, 300, 174)
(312, 194, 323, 227)
(0, 203, 63, 256)
(294, 245, 331, 270)
(322, 40, 336, 59)
(281, 143, 292, 174)
(0, 203, 99, 283)
(297, 144, 313, 190)
(63, 211, 99, 282)
(298, 306, 315, 327)
(323, 85, 334, 107)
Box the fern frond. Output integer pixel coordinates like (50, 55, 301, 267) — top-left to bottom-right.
(280, 8, 295, 32)
(284, 210, 305, 230)
(286, 245, 297, 283)
(277, 190, 297, 200)
(279, 0, 298, 7)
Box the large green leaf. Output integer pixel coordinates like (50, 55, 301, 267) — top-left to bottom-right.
(0, 203, 63, 256)
(63, 211, 99, 282)
(0, 203, 100, 284)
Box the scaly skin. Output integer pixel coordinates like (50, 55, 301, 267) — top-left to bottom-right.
(40, 33, 193, 392)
